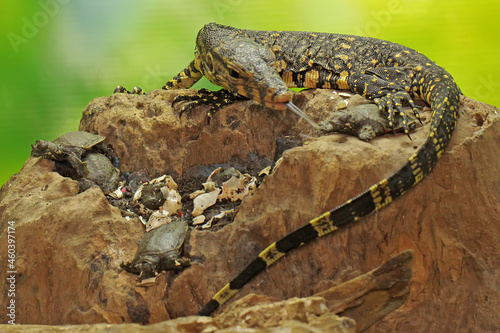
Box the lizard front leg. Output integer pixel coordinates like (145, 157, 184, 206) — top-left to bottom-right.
(113, 60, 203, 95)
(172, 88, 247, 118)
(346, 67, 422, 135)
(162, 60, 203, 90)
(164, 61, 248, 118)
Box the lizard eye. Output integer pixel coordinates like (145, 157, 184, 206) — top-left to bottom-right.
(229, 69, 240, 78)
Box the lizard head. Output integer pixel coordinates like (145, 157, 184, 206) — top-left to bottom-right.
(196, 24, 291, 110)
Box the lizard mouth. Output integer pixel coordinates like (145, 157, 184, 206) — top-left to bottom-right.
(265, 101, 288, 110)
(262, 89, 319, 129)
(263, 90, 293, 110)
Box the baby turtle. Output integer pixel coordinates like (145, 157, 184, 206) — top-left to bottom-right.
(31, 131, 120, 193)
(31, 131, 119, 178)
(140, 183, 166, 210)
(79, 152, 120, 193)
(319, 97, 417, 141)
(121, 219, 190, 280)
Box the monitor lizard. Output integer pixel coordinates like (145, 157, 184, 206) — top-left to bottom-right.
(116, 22, 461, 316)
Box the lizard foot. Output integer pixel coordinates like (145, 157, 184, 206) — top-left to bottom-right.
(113, 85, 146, 95)
(374, 90, 422, 137)
(172, 88, 246, 118)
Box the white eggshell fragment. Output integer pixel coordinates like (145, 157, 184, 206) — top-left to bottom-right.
(189, 189, 206, 200)
(145, 210, 171, 232)
(192, 188, 221, 217)
(133, 185, 143, 203)
(202, 181, 216, 192)
(164, 175, 178, 190)
(136, 276, 158, 287)
(201, 209, 235, 229)
(192, 215, 206, 225)
(258, 166, 272, 177)
(108, 182, 125, 199)
(206, 167, 222, 182)
(219, 174, 257, 202)
(150, 174, 167, 184)
(160, 187, 182, 215)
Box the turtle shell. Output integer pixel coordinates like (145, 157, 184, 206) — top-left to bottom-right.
(54, 131, 106, 149)
(79, 152, 120, 193)
(136, 219, 188, 256)
(121, 218, 190, 279)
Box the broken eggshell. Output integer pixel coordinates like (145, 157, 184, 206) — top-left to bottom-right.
(192, 215, 206, 225)
(146, 210, 172, 232)
(108, 182, 126, 199)
(206, 167, 222, 183)
(218, 174, 257, 202)
(200, 209, 235, 229)
(192, 188, 221, 217)
(210, 167, 239, 187)
(160, 187, 182, 215)
(132, 174, 181, 212)
(258, 166, 272, 177)
(136, 276, 158, 287)
(202, 181, 217, 192)
(150, 174, 178, 190)
(133, 185, 143, 203)
(189, 189, 206, 200)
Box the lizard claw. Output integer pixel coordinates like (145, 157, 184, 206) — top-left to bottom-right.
(374, 90, 420, 136)
(173, 88, 246, 119)
(113, 86, 145, 95)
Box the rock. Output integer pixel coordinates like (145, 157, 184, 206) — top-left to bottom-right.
(0, 249, 411, 331)
(0, 316, 217, 332)
(315, 249, 413, 331)
(1, 87, 499, 333)
(0, 157, 169, 324)
(215, 250, 413, 332)
(79, 89, 294, 177)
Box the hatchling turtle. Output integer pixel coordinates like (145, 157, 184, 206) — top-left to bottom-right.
(79, 152, 120, 193)
(320, 102, 417, 141)
(121, 219, 190, 280)
(31, 131, 119, 177)
(31, 131, 120, 193)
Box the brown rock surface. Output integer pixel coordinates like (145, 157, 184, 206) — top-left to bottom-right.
(0, 157, 171, 324)
(0, 316, 218, 333)
(1, 88, 499, 332)
(0, 248, 415, 331)
(215, 249, 413, 332)
(78, 89, 302, 177)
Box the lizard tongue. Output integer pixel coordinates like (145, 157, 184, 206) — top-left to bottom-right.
(285, 101, 320, 130)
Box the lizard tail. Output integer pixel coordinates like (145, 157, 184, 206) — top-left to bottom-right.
(197, 69, 460, 317)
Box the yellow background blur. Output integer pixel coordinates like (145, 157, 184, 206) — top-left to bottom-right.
(1, 0, 499, 186)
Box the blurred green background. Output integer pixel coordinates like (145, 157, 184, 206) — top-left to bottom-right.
(1, 0, 499, 188)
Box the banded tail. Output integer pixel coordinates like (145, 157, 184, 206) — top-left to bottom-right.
(197, 69, 460, 316)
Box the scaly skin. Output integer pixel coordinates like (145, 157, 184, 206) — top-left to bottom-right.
(155, 22, 460, 315)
